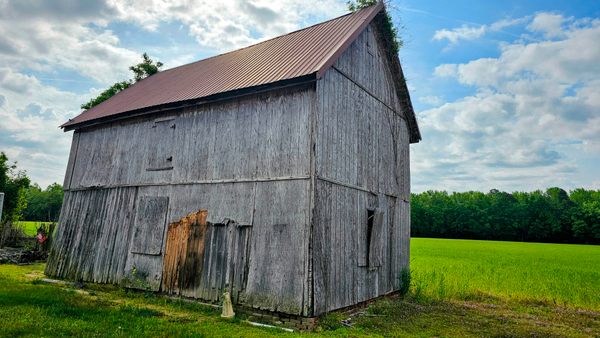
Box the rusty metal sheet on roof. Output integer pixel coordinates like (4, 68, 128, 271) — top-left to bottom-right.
(62, 3, 384, 129)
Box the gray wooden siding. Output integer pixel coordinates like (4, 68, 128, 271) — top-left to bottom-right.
(312, 182, 407, 314)
(49, 87, 314, 313)
(312, 23, 411, 315)
(315, 24, 410, 199)
(67, 87, 313, 190)
(48, 179, 312, 314)
(243, 179, 310, 315)
(62, 131, 79, 189)
(333, 25, 406, 121)
(48, 22, 413, 318)
(45, 187, 138, 284)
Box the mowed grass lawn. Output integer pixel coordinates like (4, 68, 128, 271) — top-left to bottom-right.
(0, 238, 598, 337)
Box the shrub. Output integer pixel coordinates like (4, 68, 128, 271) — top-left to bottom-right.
(0, 221, 26, 248)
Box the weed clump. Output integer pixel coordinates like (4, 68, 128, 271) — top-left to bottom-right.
(399, 267, 411, 296)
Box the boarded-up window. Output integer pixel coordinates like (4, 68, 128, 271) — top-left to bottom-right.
(131, 196, 169, 255)
(147, 117, 176, 171)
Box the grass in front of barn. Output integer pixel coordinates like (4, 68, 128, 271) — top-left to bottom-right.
(0, 264, 288, 337)
(0, 239, 599, 337)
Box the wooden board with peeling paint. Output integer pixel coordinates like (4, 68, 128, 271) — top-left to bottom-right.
(161, 210, 252, 304)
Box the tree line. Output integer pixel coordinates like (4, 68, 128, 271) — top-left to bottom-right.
(411, 188, 600, 244)
(4, 152, 599, 244)
(1, 152, 63, 223)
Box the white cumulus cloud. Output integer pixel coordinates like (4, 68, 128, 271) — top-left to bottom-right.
(414, 13, 600, 192)
(0, 0, 348, 187)
(433, 16, 528, 45)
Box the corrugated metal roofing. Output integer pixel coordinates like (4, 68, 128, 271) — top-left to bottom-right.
(62, 3, 384, 129)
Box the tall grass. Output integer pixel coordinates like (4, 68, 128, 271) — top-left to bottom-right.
(410, 238, 600, 310)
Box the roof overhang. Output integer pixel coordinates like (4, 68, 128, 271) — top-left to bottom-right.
(62, 74, 318, 132)
(370, 8, 421, 143)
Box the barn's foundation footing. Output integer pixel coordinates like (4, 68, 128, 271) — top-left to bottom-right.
(236, 307, 318, 331)
(163, 294, 318, 331)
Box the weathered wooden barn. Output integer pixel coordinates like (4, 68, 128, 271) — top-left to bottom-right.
(47, 2, 421, 319)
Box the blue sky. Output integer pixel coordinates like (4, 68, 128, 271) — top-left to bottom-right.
(0, 0, 599, 192)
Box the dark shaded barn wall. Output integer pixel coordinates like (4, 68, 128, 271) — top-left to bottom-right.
(46, 87, 315, 316)
(311, 24, 410, 315)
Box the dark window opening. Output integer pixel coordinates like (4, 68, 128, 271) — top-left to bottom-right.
(366, 209, 375, 266)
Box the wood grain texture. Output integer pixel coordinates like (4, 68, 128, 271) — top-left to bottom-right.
(243, 179, 310, 315)
(161, 210, 209, 294)
(311, 23, 411, 315)
(45, 187, 137, 284)
(67, 87, 313, 190)
(131, 196, 169, 255)
(62, 131, 80, 189)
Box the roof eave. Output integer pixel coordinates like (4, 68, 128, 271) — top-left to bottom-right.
(61, 73, 318, 132)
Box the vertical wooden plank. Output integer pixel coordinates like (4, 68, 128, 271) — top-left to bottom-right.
(311, 181, 327, 315)
(46, 187, 139, 284)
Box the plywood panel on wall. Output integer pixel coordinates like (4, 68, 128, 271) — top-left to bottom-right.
(130, 196, 169, 255)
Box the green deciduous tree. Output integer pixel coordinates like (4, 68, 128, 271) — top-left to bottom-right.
(0, 152, 30, 222)
(80, 81, 131, 110)
(411, 188, 600, 244)
(129, 53, 164, 82)
(23, 183, 63, 222)
(81, 53, 163, 110)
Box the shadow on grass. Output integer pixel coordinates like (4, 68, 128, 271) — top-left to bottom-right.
(319, 292, 600, 337)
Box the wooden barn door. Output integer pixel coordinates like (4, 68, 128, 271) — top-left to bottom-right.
(161, 210, 252, 303)
(125, 195, 170, 291)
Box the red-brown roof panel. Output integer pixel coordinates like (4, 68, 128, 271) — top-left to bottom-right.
(62, 3, 384, 129)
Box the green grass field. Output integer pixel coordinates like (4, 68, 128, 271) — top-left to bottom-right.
(411, 238, 600, 310)
(14, 221, 54, 237)
(0, 238, 598, 337)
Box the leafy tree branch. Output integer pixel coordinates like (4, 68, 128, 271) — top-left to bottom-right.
(81, 53, 163, 110)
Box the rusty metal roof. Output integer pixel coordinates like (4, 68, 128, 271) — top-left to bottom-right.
(62, 2, 422, 144)
(63, 3, 384, 129)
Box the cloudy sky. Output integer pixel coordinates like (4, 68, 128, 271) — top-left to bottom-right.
(0, 0, 599, 193)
